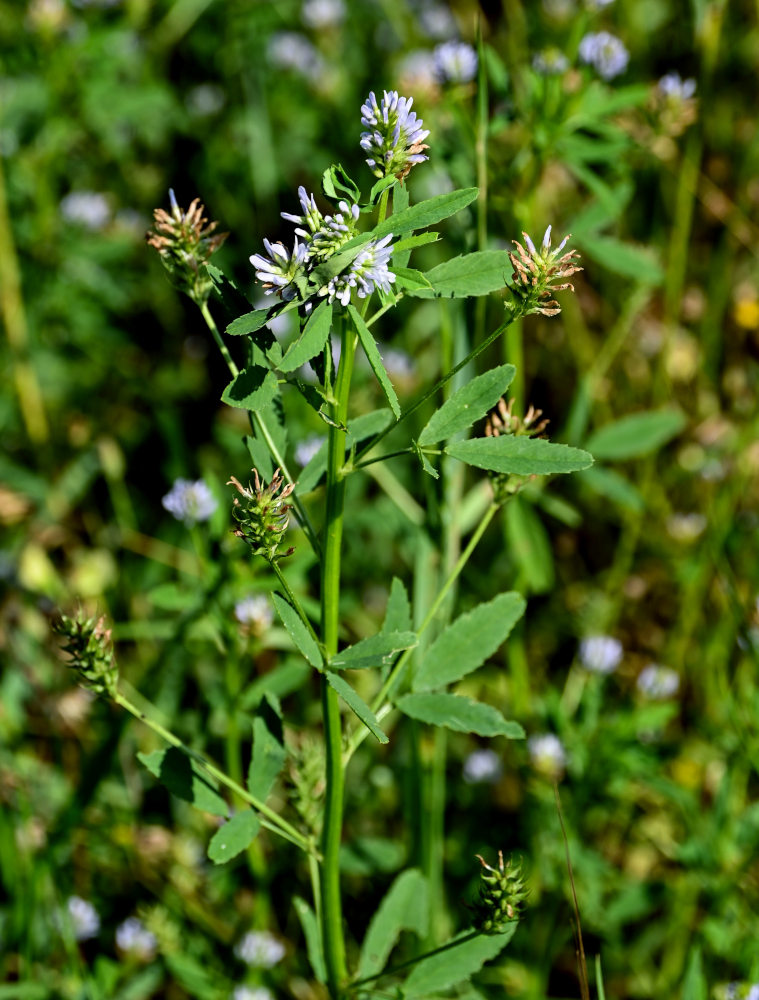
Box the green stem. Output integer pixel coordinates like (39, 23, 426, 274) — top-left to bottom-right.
(270, 559, 322, 652)
(320, 312, 356, 996)
(198, 298, 321, 556)
(344, 503, 500, 762)
(114, 691, 314, 855)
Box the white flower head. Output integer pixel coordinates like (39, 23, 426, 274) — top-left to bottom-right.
(66, 896, 100, 941)
(532, 48, 570, 75)
(657, 72, 697, 100)
(433, 41, 478, 84)
(302, 0, 345, 28)
(527, 733, 567, 777)
(397, 50, 439, 92)
(250, 237, 309, 301)
(267, 32, 325, 81)
(636, 664, 680, 700)
(360, 90, 430, 180)
(578, 31, 629, 80)
(60, 191, 110, 230)
(234, 930, 286, 967)
(322, 234, 396, 306)
(579, 635, 623, 674)
(282, 187, 360, 262)
(232, 987, 274, 1000)
(463, 748, 502, 784)
(162, 478, 218, 525)
(295, 434, 326, 467)
(234, 595, 274, 631)
(417, 3, 458, 39)
(116, 916, 157, 960)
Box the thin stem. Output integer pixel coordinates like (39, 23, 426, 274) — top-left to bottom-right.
(353, 447, 415, 469)
(270, 559, 322, 653)
(320, 311, 356, 996)
(114, 691, 315, 855)
(198, 298, 321, 555)
(347, 930, 480, 990)
(344, 503, 499, 762)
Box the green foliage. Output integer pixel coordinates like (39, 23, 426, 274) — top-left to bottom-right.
(446, 435, 594, 475)
(271, 592, 322, 667)
(348, 304, 401, 418)
(137, 748, 228, 818)
(326, 671, 389, 743)
(397, 693, 525, 738)
(330, 631, 418, 670)
(401, 928, 517, 996)
(418, 366, 516, 446)
(221, 366, 279, 412)
(279, 300, 334, 372)
(585, 408, 687, 460)
(207, 810, 260, 864)
(358, 868, 429, 979)
(412, 252, 513, 298)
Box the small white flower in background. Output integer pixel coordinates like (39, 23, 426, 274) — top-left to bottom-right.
(360, 90, 430, 180)
(397, 50, 439, 91)
(267, 32, 325, 81)
(378, 346, 415, 379)
(234, 930, 286, 968)
(578, 31, 629, 80)
(666, 512, 707, 542)
(162, 479, 218, 525)
(321, 235, 396, 306)
(463, 748, 502, 784)
(232, 987, 274, 1000)
(60, 191, 110, 230)
(532, 48, 569, 75)
(66, 896, 100, 941)
(417, 3, 458, 39)
(433, 41, 478, 84)
(657, 72, 697, 100)
(584, 0, 615, 8)
(579, 635, 623, 674)
(295, 435, 326, 467)
(250, 237, 309, 302)
(302, 0, 345, 28)
(636, 664, 680, 700)
(527, 733, 567, 777)
(234, 595, 274, 631)
(185, 83, 226, 117)
(115, 916, 157, 960)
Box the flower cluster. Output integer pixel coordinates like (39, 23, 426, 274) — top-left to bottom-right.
(579, 635, 623, 674)
(433, 41, 478, 84)
(228, 468, 294, 561)
(360, 89, 430, 180)
(234, 930, 286, 967)
(65, 896, 101, 941)
(162, 478, 218, 525)
(116, 916, 158, 960)
(485, 397, 549, 439)
(146, 191, 228, 304)
(471, 852, 528, 934)
(578, 31, 629, 80)
(528, 733, 567, 778)
(508, 226, 582, 317)
(54, 612, 118, 698)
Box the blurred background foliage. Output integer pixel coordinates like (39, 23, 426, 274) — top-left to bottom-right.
(2, 0, 759, 997)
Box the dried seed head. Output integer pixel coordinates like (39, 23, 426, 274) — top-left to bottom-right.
(508, 226, 582, 317)
(228, 468, 295, 562)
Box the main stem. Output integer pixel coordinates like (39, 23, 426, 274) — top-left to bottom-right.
(320, 312, 356, 997)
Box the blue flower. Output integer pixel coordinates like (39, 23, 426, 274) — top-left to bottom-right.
(282, 187, 361, 262)
(321, 234, 396, 305)
(579, 635, 623, 674)
(433, 41, 478, 84)
(162, 478, 218, 525)
(249, 237, 309, 301)
(657, 72, 696, 100)
(360, 90, 430, 180)
(578, 31, 629, 80)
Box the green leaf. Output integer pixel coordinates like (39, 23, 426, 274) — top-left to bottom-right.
(293, 897, 327, 984)
(396, 693, 524, 738)
(137, 747, 228, 817)
(348, 304, 401, 419)
(418, 365, 516, 446)
(402, 927, 517, 997)
(682, 947, 707, 1000)
(411, 251, 511, 298)
(413, 592, 525, 692)
(358, 869, 429, 979)
(279, 301, 333, 372)
(369, 174, 398, 204)
(326, 671, 389, 743)
(240, 659, 311, 710)
(297, 408, 393, 493)
(383, 577, 412, 633)
(446, 436, 593, 475)
(271, 593, 322, 667)
(247, 702, 286, 801)
(221, 367, 279, 412)
(577, 465, 645, 512)
(576, 235, 664, 284)
(323, 163, 361, 203)
(226, 308, 272, 337)
(207, 809, 260, 864)
(505, 496, 555, 594)
(331, 630, 418, 670)
(206, 263, 252, 317)
(414, 442, 440, 479)
(393, 267, 434, 293)
(372, 187, 478, 240)
(585, 408, 686, 460)
(392, 231, 440, 256)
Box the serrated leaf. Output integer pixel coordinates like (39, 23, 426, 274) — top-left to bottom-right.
(505, 496, 555, 594)
(326, 671, 389, 743)
(585, 408, 686, 460)
(383, 577, 412, 634)
(207, 810, 260, 864)
(358, 869, 429, 979)
(446, 436, 593, 475)
(221, 367, 279, 412)
(248, 703, 286, 801)
(418, 365, 516, 446)
(331, 630, 418, 670)
(372, 187, 478, 240)
(293, 897, 326, 984)
(392, 231, 440, 256)
(226, 309, 272, 337)
(137, 747, 228, 817)
(348, 304, 401, 419)
(206, 263, 252, 317)
(413, 592, 525, 692)
(414, 443, 440, 479)
(271, 592, 322, 667)
(396, 693, 525, 738)
(393, 267, 434, 292)
(297, 408, 393, 493)
(279, 301, 333, 372)
(410, 251, 511, 298)
(402, 927, 517, 997)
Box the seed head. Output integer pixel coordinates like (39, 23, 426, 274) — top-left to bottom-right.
(508, 226, 582, 317)
(228, 468, 295, 561)
(471, 851, 528, 934)
(53, 611, 118, 699)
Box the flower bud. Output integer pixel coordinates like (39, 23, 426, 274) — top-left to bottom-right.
(54, 611, 118, 698)
(472, 851, 528, 934)
(228, 468, 295, 562)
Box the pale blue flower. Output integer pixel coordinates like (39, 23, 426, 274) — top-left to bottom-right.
(162, 479, 218, 525)
(250, 237, 309, 301)
(282, 187, 360, 262)
(267, 32, 324, 81)
(360, 90, 430, 179)
(527, 733, 567, 776)
(66, 896, 100, 941)
(295, 435, 326, 467)
(302, 0, 345, 28)
(116, 916, 157, 959)
(463, 748, 502, 784)
(579, 635, 623, 674)
(433, 41, 478, 84)
(234, 595, 273, 630)
(636, 664, 680, 700)
(657, 72, 696, 100)
(321, 234, 396, 306)
(398, 50, 438, 90)
(578, 31, 629, 80)
(532, 48, 569, 75)
(417, 3, 458, 39)
(60, 191, 110, 230)
(234, 930, 285, 967)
